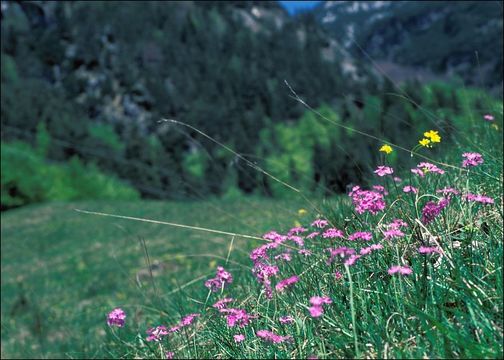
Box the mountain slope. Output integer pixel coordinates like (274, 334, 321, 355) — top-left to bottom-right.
(315, 1, 503, 91)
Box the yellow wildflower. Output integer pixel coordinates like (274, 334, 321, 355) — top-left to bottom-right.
(298, 208, 307, 216)
(419, 138, 431, 147)
(379, 144, 393, 154)
(424, 130, 441, 143)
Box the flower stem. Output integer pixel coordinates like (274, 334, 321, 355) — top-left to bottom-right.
(345, 265, 360, 358)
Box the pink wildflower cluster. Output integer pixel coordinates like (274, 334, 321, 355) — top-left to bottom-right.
(220, 308, 256, 327)
(256, 330, 293, 344)
(418, 246, 441, 254)
(348, 231, 372, 241)
(275, 275, 299, 292)
(289, 235, 304, 247)
(349, 185, 386, 215)
(309, 296, 332, 317)
(306, 231, 319, 239)
(360, 243, 383, 255)
(374, 166, 394, 177)
(298, 249, 312, 256)
(311, 219, 329, 228)
(279, 315, 295, 324)
(146, 312, 201, 341)
(107, 308, 126, 328)
(322, 228, 345, 239)
(436, 187, 460, 197)
(212, 298, 234, 310)
(463, 193, 494, 205)
(344, 254, 361, 266)
(383, 219, 408, 239)
(327, 246, 355, 265)
(288, 227, 307, 236)
(165, 351, 175, 359)
(403, 185, 418, 194)
(411, 162, 445, 177)
(234, 334, 245, 343)
(462, 152, 484, 168)
(422, 198, 449, 224)
(252, 262, 279, 298)
(274, 252, 292, 262)
(388, 265, 413, 276)
(205, 266, 233, 292)
(146, 325, 169, 342)
(484, 114, 494, 121)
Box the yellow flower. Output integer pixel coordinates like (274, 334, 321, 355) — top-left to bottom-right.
(293, 220, 302, 227)
(298, 208, 307, 216)
(419, 138, 431, 147)
(424, 130, 441, 143)
(491, 124, 499, 131)
(379, 144, 393, 154)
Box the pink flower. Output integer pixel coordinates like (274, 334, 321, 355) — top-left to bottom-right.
(344, 254, 361, 266)
(252, 262, 279, 299)
(418, 246, 441, 254)
(349, 186, 386, 215)
(373, 185, 388, 195)
(220, 308, 257, 328)
(422, 198, 449, 224)
(146, 326, 169, 342)
(436, 187, 460, 197)
(311, 219, 329, 228)
(463, 193, 494, 205)
(360, 243, 383, 255)
(107, 308, 126, 328)
(212, 298, 234, 310)
(234, 334, 245, 343)
(298, 249, 312, 256)
(403, 185, 418, 194)
(383, 228, 405, 240)
(288, 235, 304, 247)
(279, 315, 295, 324)
(393, 177, 402, 183)
(374, 166, 394, 177)
(180, 313, 199, 326)
(309, 306, 324, 317)
(256, 330, 292, 344)
(168, 325, 181, 333)
(165, 351, 175, 359)
(310, 296, 332, 307)
(306, 231, 320, 239)
(274, 252, 292, 262)
(205, 266, 233, 292)
(288, 227, 307, 236)
(389, 219, 408, 229)
(411, 162, 445, 177)
(327, 246, 355, 264)
(348, 231, 372, 241)
(275, 275, 299, 292)
(388, 265, 413, 276)
(462, 152, 484, 168)
(334, 271, 343, 280)
(484, 114, 494, 121)
(309, 296, 332, 317)
(322, 228, 345, 239)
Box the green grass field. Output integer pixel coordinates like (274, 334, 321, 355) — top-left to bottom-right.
(1, 198, 313, 358)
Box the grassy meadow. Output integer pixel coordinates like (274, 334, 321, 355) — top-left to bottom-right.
(1, 198, 312, 358)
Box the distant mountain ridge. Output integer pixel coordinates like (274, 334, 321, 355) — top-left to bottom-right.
(314, 1, 503, 92)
